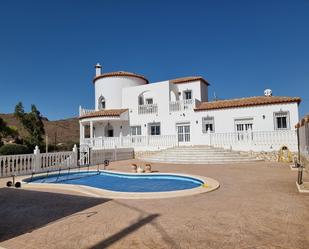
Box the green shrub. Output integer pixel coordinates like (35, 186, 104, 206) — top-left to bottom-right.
(0, 144, 31, 155)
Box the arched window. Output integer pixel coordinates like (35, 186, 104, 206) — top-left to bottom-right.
(98, 96, 106, 110)
(138, 95, 144, 106)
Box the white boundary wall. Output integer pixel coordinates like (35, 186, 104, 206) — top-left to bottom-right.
(0, 145, 78, 178)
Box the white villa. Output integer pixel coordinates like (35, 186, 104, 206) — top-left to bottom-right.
(79, 63, 301, 152)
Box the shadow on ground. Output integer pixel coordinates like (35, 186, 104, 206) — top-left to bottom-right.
(90, 200, 178, 249)
(91, 214, 160, 249)
(0, 188, 109, 242)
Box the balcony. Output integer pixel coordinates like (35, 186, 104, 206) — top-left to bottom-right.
(79, 106, 96, 116)
(138, 104, 158, 115)
(169, 99, 195, 112)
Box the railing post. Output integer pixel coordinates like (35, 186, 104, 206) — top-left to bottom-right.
(120, 132, 123, 148)
(72, 144, 78, 167)
(33, 145, 41, 173)
(205, 129, 211, 146)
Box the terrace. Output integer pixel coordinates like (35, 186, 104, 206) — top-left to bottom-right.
(0, 159, 308, 249)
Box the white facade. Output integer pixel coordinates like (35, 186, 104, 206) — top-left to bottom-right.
(79, 66, 301, 152)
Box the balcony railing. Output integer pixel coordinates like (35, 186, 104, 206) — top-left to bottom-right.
(138, 104, 158, 115)
(81, 130, 298, 152)
(81, 135, 178, 150)
(208, 130, 298, 152)
(79, 106, 96, 116)
(169, 99, 195, 112)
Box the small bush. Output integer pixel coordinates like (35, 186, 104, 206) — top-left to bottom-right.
(0, 144, 31, 155)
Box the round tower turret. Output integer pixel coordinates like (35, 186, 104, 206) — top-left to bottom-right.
(93, 66, 148, 110)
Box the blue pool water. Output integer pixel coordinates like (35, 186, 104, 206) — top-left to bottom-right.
(26, 171, 203, 192)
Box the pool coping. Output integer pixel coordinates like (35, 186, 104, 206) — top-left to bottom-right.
(20, 170, 220, 199)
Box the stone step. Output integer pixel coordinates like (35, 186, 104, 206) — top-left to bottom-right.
(143, 159, 261, 164)
(154, 152, 244, 156)
(139, 145, 259, 164)
(146, 154, 257, 159)
(145, 156, 256, 160)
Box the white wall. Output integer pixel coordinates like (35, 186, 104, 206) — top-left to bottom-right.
(192, 102, 299, 146)
(84, 74, 300, 152)
(122, 81, 171, 135)
(93, 121, 130, 137)
(94, 76, 147, 110)
(176, 81, 206, 102)
(122, 78, 299, 140)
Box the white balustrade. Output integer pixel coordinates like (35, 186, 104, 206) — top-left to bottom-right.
(148, 135, 178, 147)
(169, 99, 195, 112)
(138, 104, 158, 114)
(40, 151, 75, 173)
(209, 130, 298, 151)
(0, 146, 78, 177)
(122, 135, 147, 147)
(79, 106, 97, 116)
(81, 135, 178, 150)
(0, 154, 35, 177)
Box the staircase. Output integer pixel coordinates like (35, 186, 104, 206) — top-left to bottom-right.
(140, 146, 261, 164)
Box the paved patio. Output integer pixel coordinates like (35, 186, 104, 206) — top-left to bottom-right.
(0, 160, 308, 249)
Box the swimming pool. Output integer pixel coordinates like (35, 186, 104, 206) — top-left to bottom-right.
(25, 171, 204, 192)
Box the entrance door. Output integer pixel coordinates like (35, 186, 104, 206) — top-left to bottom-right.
(177, 124, 190, 144)
(107, 129, 114, 137)
(235, 119, 253, 141)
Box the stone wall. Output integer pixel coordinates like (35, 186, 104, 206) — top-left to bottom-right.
(136, 148, 298, 163)
(238, 150, 297, 163)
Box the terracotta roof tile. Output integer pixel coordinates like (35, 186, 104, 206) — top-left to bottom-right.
(170, 76, 209, 85)
(79, 109, 128, 119)
(93, 71, 149, 84)
(195, 96, 301, 111)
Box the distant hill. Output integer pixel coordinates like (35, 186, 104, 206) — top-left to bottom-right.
(0, 113, 80, 145)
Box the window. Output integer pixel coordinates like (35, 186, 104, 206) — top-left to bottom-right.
(130, 126, 141, 136)
(145, 98, 153, 105)
(98, 96, 105, 110)
(183, 90, 192, 100)
(274, 111, 290, 130)
(234, 118, 254, 141)
(138, 95, 144, 105)
(202, 116, 215, 133)
(234, 118, 253, 131)
(149, 123, 160, 135)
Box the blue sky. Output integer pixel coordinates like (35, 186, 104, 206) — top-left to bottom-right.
(0, 0, 308, 120)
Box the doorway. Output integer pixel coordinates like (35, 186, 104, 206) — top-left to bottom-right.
(177, 123, 190, 144)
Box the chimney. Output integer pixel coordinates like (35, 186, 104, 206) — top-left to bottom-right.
(95, 63, 102, 76)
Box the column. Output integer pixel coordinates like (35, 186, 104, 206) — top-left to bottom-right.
(90, 121, 94, 146)
(80, 122, 85, 140)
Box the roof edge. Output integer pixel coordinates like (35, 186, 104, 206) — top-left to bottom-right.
(79, 109, 128, 120)
(93, 72, 149, 84)
(194, 96, 301, 112)
(170, 77, 210, 86)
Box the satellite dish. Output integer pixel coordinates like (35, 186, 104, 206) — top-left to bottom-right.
(264, 89, 272, 97)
